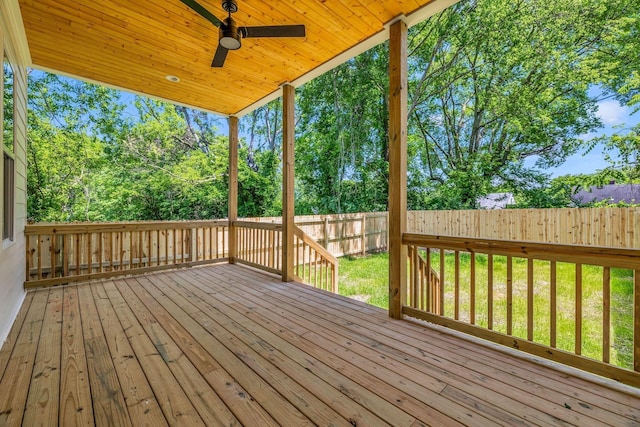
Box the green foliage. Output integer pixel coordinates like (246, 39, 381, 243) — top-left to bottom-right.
(25, 0, 640, 219)
(296, 45, 390, 214)
(26, 73, 282, 222)
(3, 61, 14, 152)
(406, 0, 637, 208)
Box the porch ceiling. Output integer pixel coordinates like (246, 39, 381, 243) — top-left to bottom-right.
(17, 0, 452, 117)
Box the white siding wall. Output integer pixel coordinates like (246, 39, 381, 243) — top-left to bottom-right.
(0, 2, 28, 344)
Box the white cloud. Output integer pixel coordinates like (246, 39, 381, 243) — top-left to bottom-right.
(596, 100, 629, 125)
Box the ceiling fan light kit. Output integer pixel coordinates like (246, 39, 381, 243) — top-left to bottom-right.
(219, 18, 241, 50)
(180, 0, 306, 67)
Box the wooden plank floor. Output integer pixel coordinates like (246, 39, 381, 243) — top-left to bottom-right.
(1, 264, 639, 426)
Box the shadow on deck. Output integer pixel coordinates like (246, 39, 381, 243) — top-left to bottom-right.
(1, 263, 639, 426)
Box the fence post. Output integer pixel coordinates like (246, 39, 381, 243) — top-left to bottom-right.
(324, 217, 329, 249)
(361, 215, 367, 255)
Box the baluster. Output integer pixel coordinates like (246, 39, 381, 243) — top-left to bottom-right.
(454, 251, 460, 320)
(25, 234, 31, 282)
(470, 252, 476, 325)
(575, 263, 583, 355)
(634, 269, 639, 372)
(549, 261, 556, 347)
(603, 267, 611, 363)
(488, 254, 493, 330)
(87, 233, 93, 274)
(426, 248, 432, 312)
(109, 232, 114, 271)
(98, 232, 103, 273)
(527, 258, 534, 341)
(507, 256, 513, 336)
(50, 232, 56, 279)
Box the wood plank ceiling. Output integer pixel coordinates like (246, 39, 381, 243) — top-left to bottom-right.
(17, 0, 441, 116)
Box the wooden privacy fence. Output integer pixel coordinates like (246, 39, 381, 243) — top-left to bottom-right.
(403, 233, 640, 388)
(24, 221, 229, 288)
(408, 207, 640, 247)
(246, 212, 388, 256)
(247, 207, 640, 253)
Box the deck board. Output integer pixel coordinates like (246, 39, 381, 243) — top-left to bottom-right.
(207, 267, 620, 426)
(1, 263, 639, 426)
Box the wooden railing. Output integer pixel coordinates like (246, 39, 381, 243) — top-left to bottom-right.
(25, 219, 338, 293)
(234, 220, 282, 275)
(294, 226, 338, 293)
(403, 233, 640, 388)
(24, 221, 229, 288)
(233, 221, 338, 292)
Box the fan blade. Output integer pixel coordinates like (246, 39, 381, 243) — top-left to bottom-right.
(179, 0, 223, 27)
(211, 44, 229, 67)
(241, 25, 306, 38)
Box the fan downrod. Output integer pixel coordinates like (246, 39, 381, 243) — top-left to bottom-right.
(222, 0, 238, 14)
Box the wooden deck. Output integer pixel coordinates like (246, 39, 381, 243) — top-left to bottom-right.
(1, 264, 639, 426)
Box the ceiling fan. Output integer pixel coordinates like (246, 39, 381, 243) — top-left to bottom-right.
(179, 0, 306, 67)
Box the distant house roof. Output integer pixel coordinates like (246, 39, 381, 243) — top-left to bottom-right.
(477, 193, 515, 209)
(573, 181, 640, 205)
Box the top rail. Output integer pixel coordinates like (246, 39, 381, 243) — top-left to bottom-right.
(25, 220, 229, 234)
(404, 233, 640, 270)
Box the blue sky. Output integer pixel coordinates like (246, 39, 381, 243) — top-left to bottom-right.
(546, 98, 639, 177)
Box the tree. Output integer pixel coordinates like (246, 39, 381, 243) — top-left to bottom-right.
(27, 72, 283, 222)
(27, 72, 124, 221)
(296, 44, 390, 214)
(407, 0, 637, 208)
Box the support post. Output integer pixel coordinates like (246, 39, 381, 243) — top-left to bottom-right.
(388, 19, 408, 319)
(228, 116, 238, 263)
(282, 84, 295, 281)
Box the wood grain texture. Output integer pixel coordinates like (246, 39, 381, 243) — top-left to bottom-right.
(59, 286, 94, 426)
(17, 0, 440, 115)
(282, 84, 295, 282)
(388, 19, 408, 319)
(23, 288, 63, 425)
(0, 290, 49, 426)
(77, 284, 132, 427)
(2, 264, 639, 425)
(228, 116, 239, 263)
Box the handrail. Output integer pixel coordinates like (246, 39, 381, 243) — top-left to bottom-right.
(25, 220, 228, 234)
(293, 225, 338, 293)
(403, 233, 640, 388)
(404, 233, 640, 269)
(24, 220, 229, 288)
(232, 221, 339, 292)
(293, 226, 338, 265)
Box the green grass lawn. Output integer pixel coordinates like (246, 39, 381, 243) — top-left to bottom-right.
(338, 252, 634, 369)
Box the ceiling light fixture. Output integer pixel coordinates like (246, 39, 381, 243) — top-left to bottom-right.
(165, 75, 180, 82)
